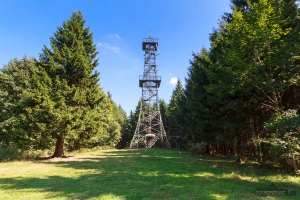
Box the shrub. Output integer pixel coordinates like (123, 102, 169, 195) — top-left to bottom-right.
(0, 146, 44, 162)
(20, 149, 44, 160)
(0, 146, 19, 161)
(262, 110, 300, 174)
(190, 142, 207, 154)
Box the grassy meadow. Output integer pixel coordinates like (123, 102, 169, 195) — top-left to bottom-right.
(0, 149, 299, 199)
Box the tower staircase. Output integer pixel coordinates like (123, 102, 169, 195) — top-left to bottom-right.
(130, 36, 170, 149)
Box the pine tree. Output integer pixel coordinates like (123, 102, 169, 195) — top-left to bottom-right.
(0, 57, 37, 147)
(159, 99, 169, 135)
(131, 100, 142, 134)
(37, 11, 110, 157)
(184, 49, 218, 145)
(0, 57, 57, 150)
(196, 0, 300, 163)
(118, 102, 138, 148)
(167, 80, 184, 144)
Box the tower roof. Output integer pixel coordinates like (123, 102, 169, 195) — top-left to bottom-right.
(142, 37, 158, 51)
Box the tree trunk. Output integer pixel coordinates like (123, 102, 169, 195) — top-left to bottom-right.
(291, 156, 299, 174)
(236, 137, 243, 163)
(206, 143, 210, 154)
(229, 146, 234, 155)
(52, 136, 65, 158)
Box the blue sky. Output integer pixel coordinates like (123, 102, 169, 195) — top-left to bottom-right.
(0, 0, 231, 114)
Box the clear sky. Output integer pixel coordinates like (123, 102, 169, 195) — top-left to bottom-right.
(0, 0, 231, 114)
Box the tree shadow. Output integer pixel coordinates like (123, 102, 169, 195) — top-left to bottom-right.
(1, 149, 299, 199)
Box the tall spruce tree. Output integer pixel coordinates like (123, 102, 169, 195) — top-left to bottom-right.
(167, 80, 184, 143)
(176, 0, 300, 166)
(38, 11, 110, 157)
(189, 0, 300, 164)
(159, 99, 169, 135)
(183, 49, 218, 145)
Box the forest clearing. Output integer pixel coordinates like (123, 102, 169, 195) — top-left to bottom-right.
(1, 1, 300, 199)
(0, 149, 299, 199)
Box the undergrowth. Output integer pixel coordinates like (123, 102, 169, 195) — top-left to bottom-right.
(0, 146, 45, 161)
(0, 145, 114, 161)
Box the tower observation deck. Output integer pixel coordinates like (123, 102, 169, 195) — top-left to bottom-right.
(130, 36, 170, 148)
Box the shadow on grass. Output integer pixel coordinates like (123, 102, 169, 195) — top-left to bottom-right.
(0, 149, 299, 199)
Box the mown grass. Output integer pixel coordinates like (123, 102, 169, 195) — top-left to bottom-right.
(0, 149, 299, 199)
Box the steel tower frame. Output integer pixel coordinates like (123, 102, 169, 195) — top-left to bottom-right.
(130, 36, 170, 148)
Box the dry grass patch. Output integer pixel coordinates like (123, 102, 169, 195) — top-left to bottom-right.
(231, 172, 243, 180)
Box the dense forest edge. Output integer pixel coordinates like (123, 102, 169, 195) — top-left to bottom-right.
(122, 0, 300, 174)
(0, 11, 125, 159)
(1, 0, 300, 174)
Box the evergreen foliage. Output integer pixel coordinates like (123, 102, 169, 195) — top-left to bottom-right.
(0, 11, 122, 158)
(2, 1, 300, 173)
(0, 57, 37, 148)
(159, 99, 169, 134)
(262, 109, 300, 173)
(175, 0, 300, 172)
(117, 100, 141, 148)
(167, 80, 185, 147)
(36, 11, 122, 157)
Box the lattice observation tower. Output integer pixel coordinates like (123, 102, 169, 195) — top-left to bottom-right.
(130, 36, 170, 148)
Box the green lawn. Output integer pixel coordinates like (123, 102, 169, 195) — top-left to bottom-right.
(0, 149, 299, 199)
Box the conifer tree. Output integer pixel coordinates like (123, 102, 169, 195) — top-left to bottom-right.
(118, 101, 140, 148)
(183, 49, 218, 145)
(167, 80, 184, 140)
(37, 11, 111, 157)
(0, 57, 37, 147)
(131, 100, 142, 134)
(1, 57, 56, 150)
(159, 99, 169, 134)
